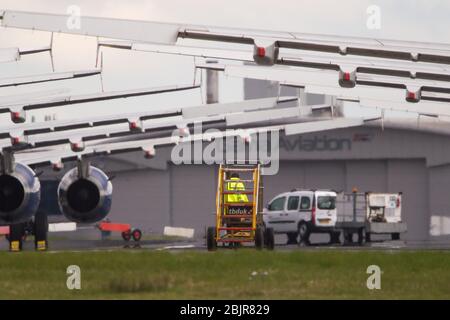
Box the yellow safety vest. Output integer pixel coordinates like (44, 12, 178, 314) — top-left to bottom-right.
(226, 177, 249, 203)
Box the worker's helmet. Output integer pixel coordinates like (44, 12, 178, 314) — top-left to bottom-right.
(230, 172, 240, 179)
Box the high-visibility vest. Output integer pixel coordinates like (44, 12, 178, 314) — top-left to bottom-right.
(226, 177, 249, 203)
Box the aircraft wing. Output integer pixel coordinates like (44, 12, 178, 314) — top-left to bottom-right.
(0, 96, 295, 137)
(98, 40, 450, 83)
(1, 97, 299, 150)
(1, 83, 200, 123)
(0, 45, 52, 63)
(0, 68, 101, 88)
(0, 47, 20, 63)
(15, 116, 373, 168)
(3, 10, 450, 66)
(198, 62, 450, 102)
(198, 62, 450, 117)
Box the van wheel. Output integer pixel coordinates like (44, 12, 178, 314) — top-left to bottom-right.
(207, 227, 217, 251)
(298, 222, 310, 245)
(265, 228, 275, 250)
(287, 232, 298, 245)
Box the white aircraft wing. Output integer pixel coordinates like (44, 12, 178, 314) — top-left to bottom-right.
(1, 97, 299, 149)
(1, 83, 200, 123)
(0, 45, 52, 63)
(0, 68, 101, 88)
(16, 116, 373, 168)
(0, 47, 20, 63)
(0, 96, 296, 138)
(3, 10, 450, 66)
(1, 10, 181, 45)
(199, 62, 450, 102)
(99, 40, 254, 63)
(198, 62, 450, 116)
(98, 40, 450, 84)
(0, 88, 70, 106)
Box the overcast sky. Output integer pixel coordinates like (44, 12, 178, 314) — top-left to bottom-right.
(1, 0, 449, 122)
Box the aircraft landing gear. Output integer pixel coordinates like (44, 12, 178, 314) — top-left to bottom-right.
(33, 211, 48, 251)
(8, 222, 26, 252)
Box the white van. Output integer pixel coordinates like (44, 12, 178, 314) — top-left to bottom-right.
(263, 189, 338, 245)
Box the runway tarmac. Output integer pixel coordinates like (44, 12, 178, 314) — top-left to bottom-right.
(1, 233, 449, 252)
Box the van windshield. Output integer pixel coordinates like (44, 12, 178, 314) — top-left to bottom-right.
(317, 196, 336, 210)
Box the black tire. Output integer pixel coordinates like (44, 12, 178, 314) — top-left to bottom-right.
(132, 229, 142, 242)
(329, 231, 341, 244)
(9, 222, 26, 251)
(391, 233, 400, 241)
(34, 211, 48, 251)
(298, 222, 310, 245)
(265, 228, 275, 250)
(341, 231, 352, 246)
(122, 231, 131, 241)
(357, 228, 365, 246)
(206, 227, 217, 251)
(255, 226, 264, 250)
(287, 232, 298, 245)
(345, 232, 353, 243)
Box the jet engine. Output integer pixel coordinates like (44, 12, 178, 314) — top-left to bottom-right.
(0, 162, 41, 224)
(58, 163, 112, 223)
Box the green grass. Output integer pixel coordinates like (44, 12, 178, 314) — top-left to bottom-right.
(0, 249, 449, 299)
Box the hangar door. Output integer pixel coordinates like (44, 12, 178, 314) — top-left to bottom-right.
(170, 164, 217, 236)
(109, 169, 171, 233)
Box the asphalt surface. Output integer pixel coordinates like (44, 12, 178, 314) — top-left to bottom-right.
(1, 233, 449, 252)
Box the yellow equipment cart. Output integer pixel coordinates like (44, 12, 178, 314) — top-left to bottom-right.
(207, 164, 274, 250)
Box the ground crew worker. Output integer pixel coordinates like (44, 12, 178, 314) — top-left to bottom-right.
(226, 173, 248, 203)
(225, 172, 249, 247)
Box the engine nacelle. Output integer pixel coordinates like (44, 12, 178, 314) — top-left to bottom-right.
(0, 163, 41, 224)
(58, 165, 112, 223)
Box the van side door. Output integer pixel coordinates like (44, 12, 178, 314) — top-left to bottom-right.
(282, 195, 300, 232)
(299, 195, 312, 223)
(265, 196, 287, 232)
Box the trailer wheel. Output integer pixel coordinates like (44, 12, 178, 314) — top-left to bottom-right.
(207, 227, 217, 251)
(298, 222, 310, 245)
(265, 228, 275, 250)
(287, 232, 298, 245)
(255, 227, 264, 250)
(357, 228, 365, 246)
(391, 233, 400, 241)
(132, 229, 142, 242)
(34, 211, 48, 251)
(329, 231, 341, 244)
(121, 230, 131, 241)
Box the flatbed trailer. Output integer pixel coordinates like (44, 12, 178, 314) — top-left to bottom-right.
(335, 192, 407, 245)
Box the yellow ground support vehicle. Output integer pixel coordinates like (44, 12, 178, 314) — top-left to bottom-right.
(207, 164, 274, 250)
